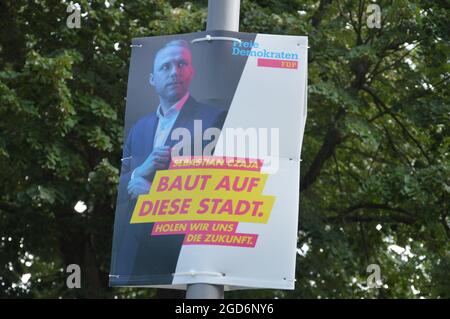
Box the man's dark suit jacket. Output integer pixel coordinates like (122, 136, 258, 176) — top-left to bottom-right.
(110, 96, 227, 286)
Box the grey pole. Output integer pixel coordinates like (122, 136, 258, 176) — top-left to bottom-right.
(206, 0, 241, 32)
(185, 0, 241, 300)
(186, 283, 224, 299)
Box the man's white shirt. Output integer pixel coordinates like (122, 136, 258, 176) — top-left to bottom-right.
(130, 92, 190, 180)
(153, 92, 190, 149)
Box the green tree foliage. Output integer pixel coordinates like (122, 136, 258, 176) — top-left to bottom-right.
(0, 0, 448, 298)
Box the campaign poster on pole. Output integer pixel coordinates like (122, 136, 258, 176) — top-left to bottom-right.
(109, 30, 308, 290)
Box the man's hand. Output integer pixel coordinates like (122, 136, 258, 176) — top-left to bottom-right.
(134, 146, 171, 178)
(127, 176, 152, 199)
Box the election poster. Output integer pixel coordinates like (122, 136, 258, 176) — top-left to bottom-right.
(109, 30, 308, 290)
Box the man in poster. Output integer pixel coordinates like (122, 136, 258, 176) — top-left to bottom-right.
(112, 40, 227, 283)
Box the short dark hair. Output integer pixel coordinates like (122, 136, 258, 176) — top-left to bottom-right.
(153, 40, 191, 71)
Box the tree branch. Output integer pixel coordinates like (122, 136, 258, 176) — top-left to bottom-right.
(362, 85, 431, 164)
(311, 0, 334, 29)
(382, 124, 414, 169)
(340, 203, 411, 216)
(340, 145, 396, 165)
(301, 109, 345, 192)
(327, 203, 416, 225)
(367, 45, 418, 82)
(356, 0, 364, 45)
(327, 215, 415, 225)
(0, 202, 19, 214)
